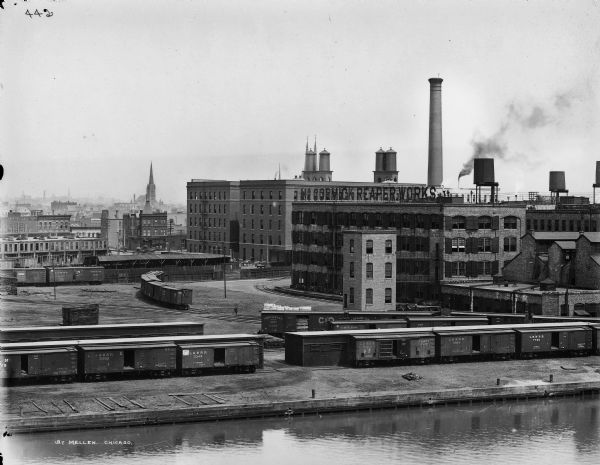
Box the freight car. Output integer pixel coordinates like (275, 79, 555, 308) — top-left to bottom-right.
(140, 271, 193, 309)
(14, 266, 105, 286)
(284, 322, 599, 367)
(0, 322, 205, 343)
(328, 320, 408, 331)
(1, 334, 263, 385)
(260, 310, 441, 337)
(531, 316, 600, 324)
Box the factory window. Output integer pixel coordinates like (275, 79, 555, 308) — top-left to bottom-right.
(569, 220, 574, 231)
(269, 191, 273, 199)
(260, 191, 264, 200)
(478, 216, 492, 229)
(561, 219, 566, 230)
(451, 261, 466, 276)
(385, 240, 393, 254)
(259, 235, 263, 244)
(366, 263, 373, 279)
(503, 216, 518, 229)
(349, 262, 355, 278)
(385, 288, 392, 304)
(349, 239, 355, 253)
(269, 220, 272, 229)
(452, 237, 466, 253)
(416, 215, 425, 229)
(385, 262, 393, 278)
(311, 212, 317, 225)
(278, 236, 282, 245)
(452, 216, 466, 229)
(526, 219, 531, 230)
(402, 214, 412, 228)
(539, 220, 545, 231)
(555, 219, 560, 231)
(260, 220, 264, 230)
(366, 288, 373, 305)
(278, 206, 282, 215)
(269, 235, 272, 245)
(243, 192, 246, 200)
(479, 261, 492, 275)
(224, 205, 227, 214)
(366, 240, 373, 254)
(415, 236, 428, 252)
(504, 237, 517, 252)
(577, 220, 582, 231)
(376, 214, 382, 227)
(533, 220, 538, 230)
(592, 221, 598, 232)
(278, 220, 281, 230)
(400, 236, 411, 251)
(279, 191, 282, 200)
(478, 237, 492, 252)
(269, 205, 272, 215)
(252, 191, 255, 199)
(251, 205, 254, 214)
(294, 191, 298, 200)
(362, 213, 369, 225)
(349, 287, 354, 304)
(251, 220, 255, 229)
(547, 220, 553, 231)
(260, 205, 264, 214)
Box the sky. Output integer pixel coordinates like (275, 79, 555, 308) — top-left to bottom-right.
(1, 0, 600, 204)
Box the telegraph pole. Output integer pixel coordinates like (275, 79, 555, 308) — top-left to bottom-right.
(222, 242, 227, 299)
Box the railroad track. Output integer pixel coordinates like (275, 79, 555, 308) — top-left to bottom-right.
(253, 283, 341, 303)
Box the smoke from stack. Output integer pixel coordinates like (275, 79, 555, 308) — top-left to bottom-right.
(457, 89, 584, 182)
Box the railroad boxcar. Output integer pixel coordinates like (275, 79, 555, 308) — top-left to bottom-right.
(531, 316, 600, 324)
(434, 326, 516, 360)
(0, 322, 205, 343)
(77, 341, 178, 380)
(515, 326, 592, 357)
(62, 304, 100, 326)
(1, 347, 78, 384)
(285, 331, 349, 366)
(15, 268, 46, 285)
(261, 311, 439, 336)
(178, 341, 260, 374)
(47, 267, 76, 284)
(349, 332, 436, 367)
(592, 324, 600, 355)
(72, 266, 105, 284)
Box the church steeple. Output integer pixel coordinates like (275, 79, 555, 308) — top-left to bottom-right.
(146, 162, 156, 207)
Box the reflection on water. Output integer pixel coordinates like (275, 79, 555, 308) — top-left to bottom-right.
(3, 396, 600, 465)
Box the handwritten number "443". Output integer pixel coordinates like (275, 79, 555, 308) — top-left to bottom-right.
(25, 9, 53, 18)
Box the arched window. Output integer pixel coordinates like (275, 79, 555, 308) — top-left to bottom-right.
(478, 216, 492, 229)
(452, 216, 466, 229)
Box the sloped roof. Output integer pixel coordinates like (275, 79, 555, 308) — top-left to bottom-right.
(531, 232, 580, 241)
(591, 255, 600, 267)
(554, 241, 576, 250)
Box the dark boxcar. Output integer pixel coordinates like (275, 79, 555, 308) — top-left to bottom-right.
(73, 267, 105, 284)
(329, 320, 408, 331)
(564, 327, 593, 353)
(1, 347, 78, 383)
(15, 268, 46, 285)
(285, 332, 348, 366)
(478, 330, 516, 356)
(349, 332, 435, 367)
(435, 331, 473, 360)
(178, 342, 259, 373)
(78, 342, 177, 380)
(47, 267, 76, 284)
(62, 304, 100, 326)
(516, 329, 553, 355)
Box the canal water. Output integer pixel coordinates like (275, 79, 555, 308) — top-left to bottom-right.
(3, 396, 600, 465)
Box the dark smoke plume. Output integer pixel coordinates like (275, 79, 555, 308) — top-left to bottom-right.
(457, 91, 579, 181)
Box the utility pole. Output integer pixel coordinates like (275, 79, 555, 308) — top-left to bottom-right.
(52, 258, 56, 300)
(222, 242, 227, 299)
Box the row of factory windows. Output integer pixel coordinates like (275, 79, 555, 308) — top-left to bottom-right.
(188, 230, 228, 242)
(242, 204, 283, 216)
(445, 260, 499, 277)
(241, 234, 282, 246)
(526, 218, 598, 232)
(242, 191, 283, 201)
(188, 191, 228, 201)
(141, 230, 166, 237)
(348, 262, 394, 279)
(187, 242, 230, 254)
(348, 239, 394, 255)
(189, 203, 227, 214)
(293, 211, 519, 230)
(2, 240, 106, 253)
(446, 237, 517, 253)
(189, 216, 228, 228)
(242, 218, 282, 231)
(348, 287, 393, 305)
(141, 218, 167, 225)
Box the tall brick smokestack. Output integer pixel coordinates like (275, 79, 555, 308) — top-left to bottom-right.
(427, 77, 443, 186)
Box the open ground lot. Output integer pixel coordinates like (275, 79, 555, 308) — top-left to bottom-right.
(2, 278, 600, 428)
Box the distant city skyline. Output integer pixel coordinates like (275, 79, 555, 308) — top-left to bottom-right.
(1, 0, 599, 203)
